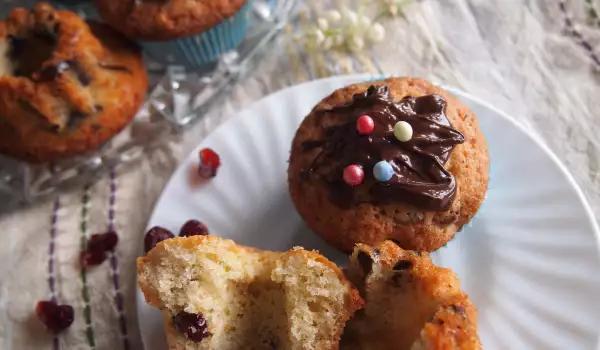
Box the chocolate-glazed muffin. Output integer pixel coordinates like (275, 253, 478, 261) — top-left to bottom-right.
(0, 3, 148, 163)
(288, 77, 489, 253)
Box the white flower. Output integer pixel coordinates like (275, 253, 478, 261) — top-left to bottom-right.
(367, 23, 386, 43)
(388, 4, 399, 16)
(325, 10, 342, 23)
(341, 7, 358, 25)
(322, 36, 333, 50)
(333, 34, 345, 46)
(358, 15, 371, 29)
(348, 35, 365, 51)
(313, 29, 325, 45)
(317, 18, 329, 31)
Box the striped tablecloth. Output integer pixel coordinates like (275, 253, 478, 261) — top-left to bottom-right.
(1, 0, 599, 349)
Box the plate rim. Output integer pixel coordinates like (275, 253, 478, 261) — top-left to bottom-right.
(136, 74, 600, 349)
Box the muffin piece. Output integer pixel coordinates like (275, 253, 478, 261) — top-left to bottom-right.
(0, 3, 148, 163)
(288, 77, 489, 252)
(341, 240, 481, 350)
(137, 235, 363, 350)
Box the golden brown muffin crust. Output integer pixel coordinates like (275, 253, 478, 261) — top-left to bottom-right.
(342, 240, 481, 350)
(0, 3, 148, 163)
(288, 77, 490, 252)
(94, 0, 249, 41)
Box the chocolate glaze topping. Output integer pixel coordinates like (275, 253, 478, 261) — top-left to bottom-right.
(300, 85, 465, 211)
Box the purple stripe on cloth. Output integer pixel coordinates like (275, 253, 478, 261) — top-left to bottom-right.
(107, 169, 130, 350)
(48, 196, 60, 350)
(559, 1, 600, 67)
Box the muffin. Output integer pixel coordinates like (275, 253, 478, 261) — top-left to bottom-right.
(341, 240, 481, 350)
(0, 3, 148, 163)
(288, 77, 489, 253)
(137, 235, 363, 350)
(94, 0, 253, 68)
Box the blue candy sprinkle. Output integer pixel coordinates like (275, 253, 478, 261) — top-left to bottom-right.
(373, 161, 394, 182)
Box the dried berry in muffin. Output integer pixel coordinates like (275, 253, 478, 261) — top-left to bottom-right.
(172, 311, 210, 342)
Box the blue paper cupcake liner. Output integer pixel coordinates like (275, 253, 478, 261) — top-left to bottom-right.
(141, 1, 254, 69)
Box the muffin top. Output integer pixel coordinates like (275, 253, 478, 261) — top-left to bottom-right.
(288, 77, 489, 252)
(94, 0, 250, 41)
(0, 3, 148, 163)
(299, 85, 465, 212)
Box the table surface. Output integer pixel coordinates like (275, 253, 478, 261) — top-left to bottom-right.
(1, 0, 599, 349)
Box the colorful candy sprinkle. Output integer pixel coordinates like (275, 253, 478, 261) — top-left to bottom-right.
(198, 148, 221, 179)
(356, 115, 375, 135)
(373, 161, 394, 182)
(393, 121, 413, 142)
(343, 164, 364, 186)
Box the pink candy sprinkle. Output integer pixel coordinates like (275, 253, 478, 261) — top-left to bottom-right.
(356, 115, 375, 135)
(343, 165, 364, 186)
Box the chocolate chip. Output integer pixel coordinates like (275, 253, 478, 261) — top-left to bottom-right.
(357, 251, 373, 275)
(450, 304, 466, 318)
(392, 260, 413, 271)
(372, 248, 381, 257)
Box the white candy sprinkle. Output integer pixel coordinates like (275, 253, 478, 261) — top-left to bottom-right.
(393, 121, 413, 142)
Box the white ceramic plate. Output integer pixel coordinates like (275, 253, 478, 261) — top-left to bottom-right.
(137, 75, 600, 350)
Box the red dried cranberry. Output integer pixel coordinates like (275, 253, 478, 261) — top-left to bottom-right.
(144, 226, 175, 253)
(198, 148, 221, 179)
(88, 231, 119, 252)
(80, 249, 107, 267)
(180, 220, 209, 237)
(80, 231, 119, 267)
(36, 301, 74, 333)
(172, 311, 209, 342)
